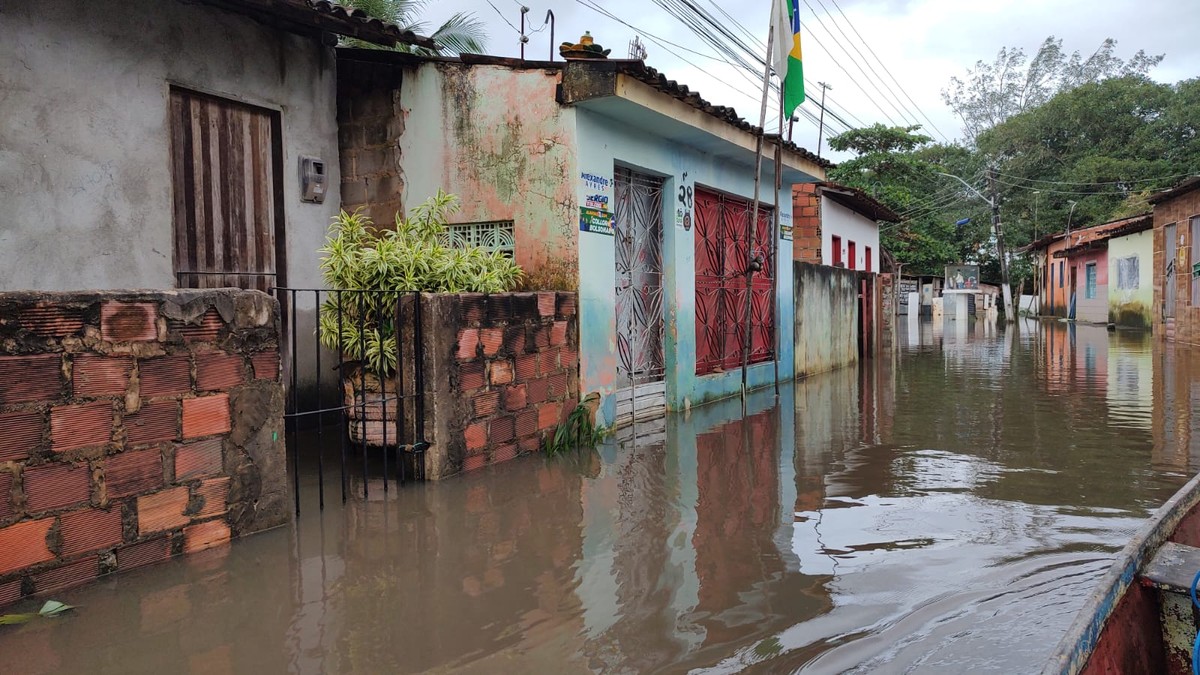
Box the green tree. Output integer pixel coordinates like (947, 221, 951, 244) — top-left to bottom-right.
(343, 0, 487, 55)
(943, 36, 1163, 142)
(827, 124, 988, 276)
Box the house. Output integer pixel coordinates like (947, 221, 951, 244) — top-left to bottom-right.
(1150, 177, 1200, 343)
(790, 182, 899, 376)
(335, 50, 829, 427)
(0, 0, 430, 293)
(0, 0, 436, 412)
(1026, 213, 1153, 326)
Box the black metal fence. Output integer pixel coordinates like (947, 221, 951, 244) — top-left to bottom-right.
(271, 288, 429, 515)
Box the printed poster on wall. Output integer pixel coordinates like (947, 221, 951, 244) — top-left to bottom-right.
(779, 212, 793, 241)
(579, 171, 615, 236)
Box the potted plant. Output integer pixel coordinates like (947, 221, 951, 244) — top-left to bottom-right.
(318, 191, 523, 446)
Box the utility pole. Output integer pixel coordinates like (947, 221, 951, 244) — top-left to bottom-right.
(815, 82, 831, 158)
(937, 170, 1014, 323)
(986, 166, 1014, 323)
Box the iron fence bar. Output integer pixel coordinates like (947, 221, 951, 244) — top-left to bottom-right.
(382, 294, 390, 496)
(313, 289, 324, 511)
(290, 291, 300, 517)
(396, 294, 405, 486)
(414, 291, 426, 481)
(337, 290, 348, 504)
(358, 294, 368, 499)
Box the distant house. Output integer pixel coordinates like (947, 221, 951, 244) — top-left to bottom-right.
(792, 182, 897, 273)
(1150, 177, 1200, 343)
(336, 50, 829, 427)
(790, 182, 899, 375)
(1026, 213, 1153, 327)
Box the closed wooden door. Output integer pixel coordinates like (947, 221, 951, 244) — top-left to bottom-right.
(169, 88, 284, 291)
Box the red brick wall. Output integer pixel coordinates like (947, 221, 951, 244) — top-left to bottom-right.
(1153, 189, 1200, 345)
(792, 184, 822, 264)
(424, 292, 579, 478)
(0, 290, 285, 607)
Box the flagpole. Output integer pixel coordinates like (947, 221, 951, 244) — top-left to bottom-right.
(771, 90, 784, 400)
(740, 23, 775, 411)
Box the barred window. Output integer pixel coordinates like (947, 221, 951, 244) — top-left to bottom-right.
(1116, 256, 1139, 290)
(444, 220, 516, 257)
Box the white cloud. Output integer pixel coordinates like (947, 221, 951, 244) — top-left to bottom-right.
(418, 0, 1200, 160)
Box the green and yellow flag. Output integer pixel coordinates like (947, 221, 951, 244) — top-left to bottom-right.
(772, 0, 805, 117)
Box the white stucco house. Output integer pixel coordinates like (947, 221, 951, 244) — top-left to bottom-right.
(791, 182, 898, 272)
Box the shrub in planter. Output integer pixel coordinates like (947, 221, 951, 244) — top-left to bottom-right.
(318, 191, 523, 445)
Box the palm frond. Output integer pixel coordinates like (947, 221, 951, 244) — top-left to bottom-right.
(428, 12, 488, 56)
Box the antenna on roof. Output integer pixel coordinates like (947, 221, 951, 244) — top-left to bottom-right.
(628, 35, 647, 61)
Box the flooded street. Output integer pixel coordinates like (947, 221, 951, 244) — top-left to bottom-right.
(2, 319, 1197, 674)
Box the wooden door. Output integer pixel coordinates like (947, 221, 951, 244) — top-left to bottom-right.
(169, 88, 284, 291)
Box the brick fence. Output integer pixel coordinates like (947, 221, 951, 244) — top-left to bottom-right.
(421, 292, 579, 479)
(0, 290, 286, 607)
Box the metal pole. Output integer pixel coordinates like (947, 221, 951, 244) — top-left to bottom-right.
(519, 6, 528, 60)
(771, 109, 783, 399)
(741, 25, 775, 406)
(545, 10, 555, 61)
(816, 82, 830, 158)
(987, 167, 1014, 323)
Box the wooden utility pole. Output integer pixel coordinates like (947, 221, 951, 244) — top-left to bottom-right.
(741, 27, 775, 406)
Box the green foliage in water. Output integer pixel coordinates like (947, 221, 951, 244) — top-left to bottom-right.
(0, 600, 74, 626)
(544, 402, 606, 457)
(318, 191, 523, 377)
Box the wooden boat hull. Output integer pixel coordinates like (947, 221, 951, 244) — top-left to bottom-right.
(1044, 471, 1200, 675)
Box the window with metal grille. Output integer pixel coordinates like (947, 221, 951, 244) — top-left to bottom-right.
(1116, 256, 1139, 291)
(443, 220, 516, 257)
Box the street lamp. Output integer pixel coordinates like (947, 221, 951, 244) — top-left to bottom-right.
(1066, 200, 1078, 236)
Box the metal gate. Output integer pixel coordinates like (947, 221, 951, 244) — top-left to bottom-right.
(273, 288, 429, 514)
(693, 188, 775, 375)
(613, 167, 666, 426)
(614, 167, 665, 387)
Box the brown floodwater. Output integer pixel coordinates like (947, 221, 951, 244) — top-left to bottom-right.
(2, 319, 1198, 674)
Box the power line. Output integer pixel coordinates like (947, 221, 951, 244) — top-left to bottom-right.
(798, 0, 920, 129)
(992, 170, 1198, 187)
(486, 0, 522, 34)
(824, 0, 953, 142)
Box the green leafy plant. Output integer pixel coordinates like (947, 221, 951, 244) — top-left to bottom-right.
(318, 191, 524, 377)
(0, 600, 74, 626)
(544, 397, 606, 457)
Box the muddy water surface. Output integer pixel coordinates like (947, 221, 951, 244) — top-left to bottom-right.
(1, 319, 1197, 674)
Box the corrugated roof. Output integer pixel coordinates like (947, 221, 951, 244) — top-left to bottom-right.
(198, 0, 435, 48)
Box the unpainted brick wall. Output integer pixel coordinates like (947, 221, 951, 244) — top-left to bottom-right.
(424, 292, 579, 478)
(792, 183, 822, 264)
(1153, 188, 1200, 345)
(0, 290, 286, 607)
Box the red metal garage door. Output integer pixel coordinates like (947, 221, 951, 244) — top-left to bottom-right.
(694, 188, 775, 375)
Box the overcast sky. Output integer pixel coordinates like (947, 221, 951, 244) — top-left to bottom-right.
(422, 0, 1200, 162)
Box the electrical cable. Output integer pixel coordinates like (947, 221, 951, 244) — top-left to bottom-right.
(486, 0, 522, 34)
(992, 170, 1199, 187)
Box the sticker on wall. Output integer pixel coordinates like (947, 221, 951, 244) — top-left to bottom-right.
(580, 171, 612, 192)
(676, 181, 693, 231)
(779, 212, 793, 240)
(580, 206, 615, 236)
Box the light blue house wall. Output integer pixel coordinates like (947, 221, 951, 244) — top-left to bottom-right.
(574, 107, 801, 425)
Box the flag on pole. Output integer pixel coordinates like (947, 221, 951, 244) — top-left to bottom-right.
(772, 0, 805, 117)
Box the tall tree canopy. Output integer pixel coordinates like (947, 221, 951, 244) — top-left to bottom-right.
(343, 0, 487, 55)
(942, 36, 1163, 142)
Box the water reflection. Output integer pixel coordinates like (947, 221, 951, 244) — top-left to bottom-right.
(1, 321, 1197, 674)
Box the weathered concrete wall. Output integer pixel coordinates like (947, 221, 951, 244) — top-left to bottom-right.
(575, 108, 799, 421)
(0, 0, 340, 291)
(1042, 242, 1071, 318)
(395, 62, 579, 286)
(1108, 230, 1153, 329)
(422, 292, 579, 479)
(1153, 190, 1200, 345)
(794, 263, 859, 378)
(0, 289, 286, 607)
